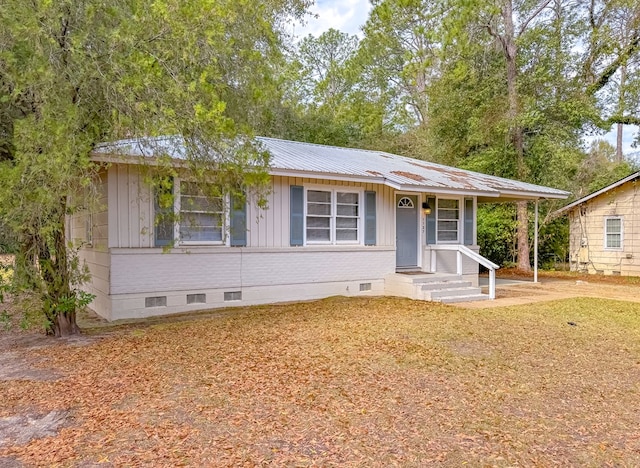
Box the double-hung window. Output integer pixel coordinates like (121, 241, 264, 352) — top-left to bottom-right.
(437, 198, 459, 242)
(306, 189, 360, 244)
(604, 217, 623, 250)
(178, 181, 224, 244)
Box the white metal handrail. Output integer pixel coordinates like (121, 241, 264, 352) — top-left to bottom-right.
(430, 244, 500, 299)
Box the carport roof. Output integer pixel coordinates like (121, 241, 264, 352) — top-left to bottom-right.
(93, 135, 569, 201)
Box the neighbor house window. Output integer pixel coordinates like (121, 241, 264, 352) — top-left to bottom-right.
(437, 198, 459, 242)
(179, 181, 224, 243)
(605, 217, 623, 250)
(306, 189, 360, 244)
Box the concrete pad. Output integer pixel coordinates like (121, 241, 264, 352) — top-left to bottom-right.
(478, 277, 533, 287)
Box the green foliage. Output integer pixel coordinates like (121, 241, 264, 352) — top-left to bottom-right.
(571, 140, 638, 199)
(358, 0, 446, 128)
(0, 310, 10, 331)
(296, 29, 359, 109)
(478, 202, 572, 270)
(0, 260, 11, 304)
(477, 204, 517, 266)
(0, 0, 309, 335)
(0, 220, 17, 253)
(538, 215, 569, 270)
(281, 29, 381, 148)
(43, 291, 95, 323)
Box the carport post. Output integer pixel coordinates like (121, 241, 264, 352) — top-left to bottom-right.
(534, 199, 539, 283)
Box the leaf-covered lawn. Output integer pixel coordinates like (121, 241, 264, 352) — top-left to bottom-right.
(2, 296, 640, 466)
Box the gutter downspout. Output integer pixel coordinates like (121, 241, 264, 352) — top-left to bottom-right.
(534, 199, 539, 283)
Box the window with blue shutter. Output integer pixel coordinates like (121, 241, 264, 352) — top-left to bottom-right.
(230, 193, 247, 247)
(154, 177, 174, 247)
(425, 196, 436, 245)
(464, 198, 474, 245)
(290, 185, 304, 246)
(364, 191, 376, 245)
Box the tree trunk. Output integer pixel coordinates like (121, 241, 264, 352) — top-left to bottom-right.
(52, 310, 80, 337)
(42, 198, 80, 337)
(516, 200, 530, 271)
(616, 64, 627, 162)
(502, 0, 531, 272)
(617, 122, 624, 161)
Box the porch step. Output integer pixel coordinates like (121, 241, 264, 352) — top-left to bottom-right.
(437, 294, 490, 304)
(427, 286, 483, 300)
(384, 273, 490, 304)
(392, 273, 462, 284)
(421, 280, 472, 291)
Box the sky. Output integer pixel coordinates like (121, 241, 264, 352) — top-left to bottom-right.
(294, 0, 638, 156)
(292, 0, 371, 39)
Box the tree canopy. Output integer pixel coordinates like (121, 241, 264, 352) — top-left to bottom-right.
(0, 0, 309, 335)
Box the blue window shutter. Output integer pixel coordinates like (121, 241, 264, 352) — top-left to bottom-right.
(230, 194, 247, 247)
(154, 177, 174, 247)
(290, 185, 304, 246)
(464, 198, 474, 245)
(426, 196, 436, 245)
(364, 191, 377, 245)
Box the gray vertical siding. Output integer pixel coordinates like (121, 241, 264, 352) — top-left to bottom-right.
(70, 168, 112, 318)
(108, 164, 154, 248)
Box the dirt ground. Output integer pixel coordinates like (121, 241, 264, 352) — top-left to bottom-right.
(468, 271, 640, 309)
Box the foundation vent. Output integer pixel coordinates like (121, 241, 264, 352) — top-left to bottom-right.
(145, 296, 167, 308)
(224, 291, 242, 302)
(359, 283, 372, 292)
(187, 293, 206, 304)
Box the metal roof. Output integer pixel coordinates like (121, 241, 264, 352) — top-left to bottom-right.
(93, 135, 569, 200)
(553, 171, 640, 216)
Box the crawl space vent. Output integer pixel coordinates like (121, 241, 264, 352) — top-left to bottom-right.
(224, 291, 242, 302)
(187, 293, 206, 304)
(145, 296, 167, 308)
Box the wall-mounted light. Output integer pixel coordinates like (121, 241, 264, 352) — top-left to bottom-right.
(422, 201, 432, 215)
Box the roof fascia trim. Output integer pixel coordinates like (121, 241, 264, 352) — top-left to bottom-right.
(497, 189, 570, 200)
(554, 171, 640, 215)
(394, 185, 498, 197)
(269, 169, 386, 185)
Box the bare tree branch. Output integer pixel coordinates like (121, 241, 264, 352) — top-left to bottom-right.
(518, 0, 553, 37)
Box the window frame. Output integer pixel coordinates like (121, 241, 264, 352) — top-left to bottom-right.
(604, 216, 623, 251)
(436, 197, 461, 244)
(174, 178, 228, 246)
(303, 186, 364, 246)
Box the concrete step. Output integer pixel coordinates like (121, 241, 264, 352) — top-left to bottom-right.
(389, 273, 462, 284)
(437, 294, 491, 304)
(413, 274, 463, 284)
(428, 287, 483, 300)
(421, 280, 472, 291)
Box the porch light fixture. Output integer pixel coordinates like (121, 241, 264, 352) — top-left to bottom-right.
(422, 201, 432, 215)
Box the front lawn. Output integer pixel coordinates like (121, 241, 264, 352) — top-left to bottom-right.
(1, 296, 640, 466)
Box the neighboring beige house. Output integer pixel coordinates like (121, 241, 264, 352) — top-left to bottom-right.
(71, 136, 568, 321)
(555, 172, 640, 276)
